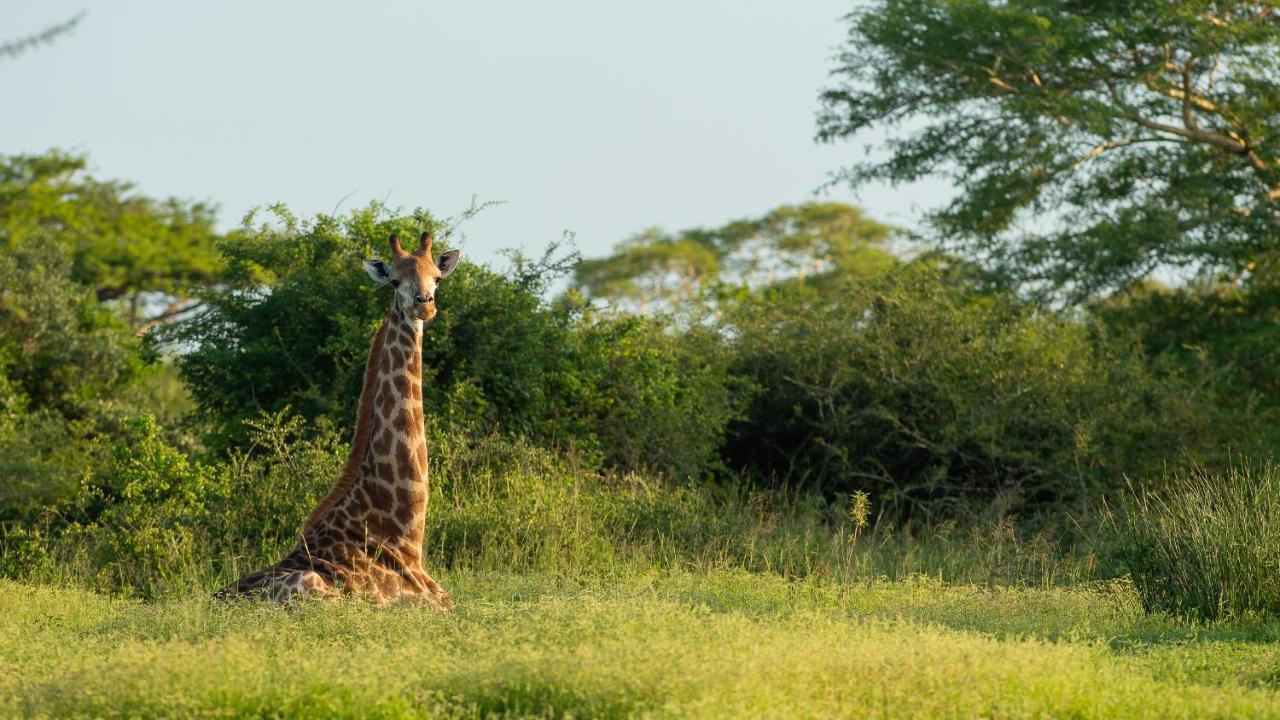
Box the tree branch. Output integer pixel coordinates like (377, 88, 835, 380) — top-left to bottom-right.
(133, 298, 203, 337)
(0, 11, 86, 60)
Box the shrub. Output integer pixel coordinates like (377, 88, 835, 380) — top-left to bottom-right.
(1, 406, 1104, 596)
(556, 315, 744, 478)
(54, 415, 226, 594)
(0, 243, 160, 519)
(0, 243, 146, 419)
(1112, 464, 1280, 620)
(171, 204, 739, 479)
(720, 263, 1259, 516)
(170, 206, 423, 448)
(1095, 265, 1280, 446)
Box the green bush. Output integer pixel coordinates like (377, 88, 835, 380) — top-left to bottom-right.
(1, 405, 1104, 597)
(556, 315, 744, 478)
(51, 415, 225, 593)
(0, 243, 160, 519)
(1095, 263, 1280, 437)
(1112, 464, 1280, 620)
(171, 204, 739, 479)
(720, 263, 1259, 515)
(0, 243, 146, 419)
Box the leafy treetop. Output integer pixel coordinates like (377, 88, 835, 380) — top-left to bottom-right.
(819, 1, 1280, 297)
(0, 152, 222, 332)
(573, 202, 895, 309)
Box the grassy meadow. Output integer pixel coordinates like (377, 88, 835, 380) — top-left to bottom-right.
(4, 571, 1280, 719)
(4, 417, 1277, 717)
(8, 6, 1280, 712)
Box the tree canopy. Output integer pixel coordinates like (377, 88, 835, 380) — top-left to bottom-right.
(573, 202, 896, 309)
(819, 1, 1280, 297)
(0, 152, 222, 332)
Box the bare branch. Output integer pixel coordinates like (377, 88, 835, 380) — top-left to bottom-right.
(133, 299, 204, 337)
(0, 11, 86, 60)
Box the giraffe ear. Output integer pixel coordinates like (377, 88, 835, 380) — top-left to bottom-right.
(363, 258, 393, 285)
(436, 249, 461, 278)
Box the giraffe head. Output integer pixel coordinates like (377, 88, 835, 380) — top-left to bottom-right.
(363, 232, 461, 322)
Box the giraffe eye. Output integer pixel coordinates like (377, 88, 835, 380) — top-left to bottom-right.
(390, 279, 401, 288)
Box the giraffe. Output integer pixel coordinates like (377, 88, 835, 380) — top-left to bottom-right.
(215, 231, 460, 609)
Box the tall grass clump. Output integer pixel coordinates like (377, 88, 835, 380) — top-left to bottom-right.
(1113, 463, 1280, 620)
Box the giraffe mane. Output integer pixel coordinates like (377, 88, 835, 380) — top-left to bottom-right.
(303, 316, 390, 530)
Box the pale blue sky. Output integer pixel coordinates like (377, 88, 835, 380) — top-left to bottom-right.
(3, 1, 949, 264)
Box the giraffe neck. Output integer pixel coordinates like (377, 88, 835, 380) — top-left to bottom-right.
(303, 307, 430, 560)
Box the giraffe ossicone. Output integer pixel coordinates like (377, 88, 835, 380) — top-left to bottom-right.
(216, 232, 461, 608)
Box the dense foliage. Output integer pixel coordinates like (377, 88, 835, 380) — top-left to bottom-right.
(0, 243, 153, 518)
(0, 152, 222, 331)
(574, 202, 895, 310)
(819, 1, 1280, 297)
(166, 205, 741, 475)
(720, 265, 1258, 514)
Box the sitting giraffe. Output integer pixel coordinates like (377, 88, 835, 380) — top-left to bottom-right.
(216, 231, 460, 609)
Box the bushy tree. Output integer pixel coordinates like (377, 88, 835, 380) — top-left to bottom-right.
(574, 202, 895, 309)
(720, 262, 1261, 515)
(171, 204, 740, 479)
(1093, 254, 1280, 412)
(170, 205, 447, 447)
(819, 1, 1280, 297)
(0, 243, 145, 417)
(0, 151, 222, 332)
(0, 243, 151, 518)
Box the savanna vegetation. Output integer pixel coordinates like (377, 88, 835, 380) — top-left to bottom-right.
(4, 2, 1280, 717)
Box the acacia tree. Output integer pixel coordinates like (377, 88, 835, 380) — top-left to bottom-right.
(0, 152, 222, 333)
(573, 202, 895, 310)
(818, 1, 1280, 296)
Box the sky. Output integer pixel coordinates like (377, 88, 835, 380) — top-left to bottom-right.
(2, 1, 950, 266)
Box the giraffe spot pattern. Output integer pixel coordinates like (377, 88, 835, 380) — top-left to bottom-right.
(223, 309, 448, 609)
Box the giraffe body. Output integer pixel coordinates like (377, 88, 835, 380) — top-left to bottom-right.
(216, 233, 459, 609)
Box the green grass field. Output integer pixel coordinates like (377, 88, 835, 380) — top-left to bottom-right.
(4, 571, 1278, 719)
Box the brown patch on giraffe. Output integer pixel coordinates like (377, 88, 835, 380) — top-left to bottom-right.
(366, 512, 400, 538)
(395, 440, 414, 478)
(375, 388, 388, 415)
(393, 373, 410, 396)
(368, 478, 394, 507)
(372, 428, 393, 456)
(396, 486, 411, 505)
(353, 485, 374, 508)
(392, 412, 408, 433)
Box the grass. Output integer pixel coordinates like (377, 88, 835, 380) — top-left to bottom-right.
(1113, 463, 1280, 620)
(6, 421, 1280, 716)
(4, 570, 1279, 719)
